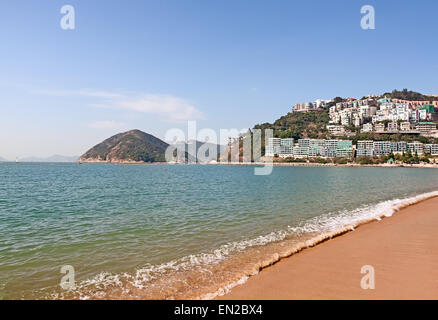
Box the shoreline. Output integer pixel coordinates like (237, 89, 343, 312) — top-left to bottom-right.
(216, 161, 438, 168)
(75, 161, 438, 168)
(217, 195, 438, 300)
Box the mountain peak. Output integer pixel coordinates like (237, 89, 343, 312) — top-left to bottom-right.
(79, 129, 170, 163)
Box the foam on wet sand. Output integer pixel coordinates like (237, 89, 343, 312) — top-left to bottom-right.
(219, 196, 438, 299)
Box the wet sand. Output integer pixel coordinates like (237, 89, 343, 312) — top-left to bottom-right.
(219, 197, 438, 299)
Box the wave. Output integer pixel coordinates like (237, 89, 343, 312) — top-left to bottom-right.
(50, 190, 438, 300)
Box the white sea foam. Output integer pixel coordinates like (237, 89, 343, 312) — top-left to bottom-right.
(201, 190, 438, 300)
(61, 190, 438, 300)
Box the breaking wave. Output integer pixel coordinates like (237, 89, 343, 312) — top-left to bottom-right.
(48, 190, 438, 300)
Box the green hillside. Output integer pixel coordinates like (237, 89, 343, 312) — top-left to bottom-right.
(384, 89, 438, 101)
(254, 109, 330, 140)
(79, 129, 169, 163)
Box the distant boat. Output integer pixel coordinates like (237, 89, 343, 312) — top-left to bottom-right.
(15, 157, 19, 163)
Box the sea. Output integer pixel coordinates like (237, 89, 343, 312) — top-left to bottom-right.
(0, 162, 437, 299)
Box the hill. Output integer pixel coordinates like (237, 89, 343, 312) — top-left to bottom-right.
(173, 140, 227, 163)
(252, 88, 436, 143)
(254, 109, 330, 140)
(79, 129, 170, 163)
(220, 110, 331, 162)
(383, 89, 438, 101)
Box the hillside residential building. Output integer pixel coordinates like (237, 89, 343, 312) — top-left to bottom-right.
(265, 138, 353, 158)
(408, 142, 424, 155)
(416, 122, 437, 134)
(265, 138, 281, 156)
(387, 121, 398, 131)
(293, 99, 333, 113)
(356, 140, 374, 156)
(400, 122, 411, 131)
(267, 138, 434, 159)
(361, 123, 373, 133)
(424, 144, 438, 155)
(357, 141, 410, 156)
(335, 140, 354, 158)
(265, 138, 295, 157)
(325, 96, 436, 136)
(293, 102, 317, 113)
(375, 123, 385, 133)
(392, 141, 409, 153)
(280, 138, 294, 156)
(373, 141, 393, 156)
(326, 125, 346, 136)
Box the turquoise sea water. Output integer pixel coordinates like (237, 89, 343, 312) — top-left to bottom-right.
(0, 163, 437, 299)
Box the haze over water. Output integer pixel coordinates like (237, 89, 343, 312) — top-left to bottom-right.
(1, 163, 437, 299)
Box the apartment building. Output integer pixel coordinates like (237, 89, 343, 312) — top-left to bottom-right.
(335, 140, 353, 158)
(392, 141, 408, 153)
(293, 146, 310, 158)
(387, 121, 398, 132)
(293, 99, 332, 113)
(357, 141, 409, 156)
(373, 141, 393, 156)
(279, 138, 294, 156)
(416, 122, 437, 134)
(400, 122, 411, 131)
(324, 140, 338, 157)
(327, 96, 436, 135)
(267, 138, 433, 159)
(308, 139, 326, 157)
(356, 140, 374, 156)
(266, 138, 295, 157)
(359, 105, 377, 117)
(408, 142, 424, 155)
(265, 138, 353, 158)
(361, 123, 373, 133)
(424, 144, 438, 155)
(293, 102, 317, 113)
(326, 125, 346, 136)
(329, 98, 378, 128)
(265, 138, 281, 156)
(375, 123, 385, 133)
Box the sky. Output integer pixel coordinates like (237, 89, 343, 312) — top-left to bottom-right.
(0, 0, 437, 159)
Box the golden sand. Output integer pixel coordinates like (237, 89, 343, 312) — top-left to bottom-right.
(219, 197, 438, 299)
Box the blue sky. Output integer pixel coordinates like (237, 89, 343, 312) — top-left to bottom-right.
(1, 0, 437, 159)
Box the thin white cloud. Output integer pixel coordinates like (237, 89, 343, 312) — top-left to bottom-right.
(87, 120, 126, 129)
(116, 94, 205, 122)
(33, 88, 204, 123)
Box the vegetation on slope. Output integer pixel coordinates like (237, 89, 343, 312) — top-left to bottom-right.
(254, 110, 330, 140)
(383, 89, 438, 101)
(79, 129, 169, 162)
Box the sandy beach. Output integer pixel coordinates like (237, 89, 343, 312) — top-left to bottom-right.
(219, 196, 438, 300)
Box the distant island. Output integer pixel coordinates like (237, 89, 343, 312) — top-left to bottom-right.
(79, 129, 170, 163)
